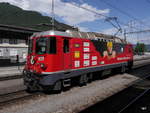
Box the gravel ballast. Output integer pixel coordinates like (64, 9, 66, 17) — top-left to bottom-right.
(0, 73, 138, 113)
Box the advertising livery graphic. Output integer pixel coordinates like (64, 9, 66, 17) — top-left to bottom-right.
(103, 42, 116, 59)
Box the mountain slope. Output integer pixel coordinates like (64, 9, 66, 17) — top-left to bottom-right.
(0, 2, 76, 31)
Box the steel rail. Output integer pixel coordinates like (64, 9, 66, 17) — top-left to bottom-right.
(0, 90, 43, 106)
(0, 90, 29, 104)
(118, 88, 150, 113)
(118, 72, 150, 113)
(0, 74, 22, 81)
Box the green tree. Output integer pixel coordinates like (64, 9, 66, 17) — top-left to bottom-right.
(134, 42, 146, 55)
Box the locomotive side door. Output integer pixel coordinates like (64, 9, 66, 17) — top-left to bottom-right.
(63, 38, 72, 70)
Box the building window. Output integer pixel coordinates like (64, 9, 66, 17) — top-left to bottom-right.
(9, 39, 18, 44)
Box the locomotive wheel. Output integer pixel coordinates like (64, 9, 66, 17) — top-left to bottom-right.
(53, 80, 62, 93)
(79, 74, 88, 86)
(43, 81, 62, 94)
(113, 66, 126, 74)
(88, 73, 93, 83)
(26, 80, 39, 93)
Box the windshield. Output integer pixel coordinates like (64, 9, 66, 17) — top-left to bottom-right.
(36, 37, 47, 55)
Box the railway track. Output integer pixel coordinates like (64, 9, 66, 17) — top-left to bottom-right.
(0, 90, 44, 107)
(80, 64, 150, 113)
(0, 74, 22, 81)
(118, 89, 150, 113)
(117, 72, 150, 113)
(0, 90, 29, 105)
(0, 60, 150, 109)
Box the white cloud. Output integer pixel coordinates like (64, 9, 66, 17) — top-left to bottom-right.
(101, 28, 117, 35)
(101, 27, 150, 44)
(0, 0, 30, 10)
(78, 26, 90, 32)
(55, 2, 109, 25)
(0, 0, 109, 25)
(101, 27, 135, 43)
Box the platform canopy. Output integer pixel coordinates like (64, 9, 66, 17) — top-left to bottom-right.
(0, 24, 40, 34)
(0, 24, 41, 40)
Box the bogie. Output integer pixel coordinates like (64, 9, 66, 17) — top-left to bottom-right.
(53, 80, 62, 93)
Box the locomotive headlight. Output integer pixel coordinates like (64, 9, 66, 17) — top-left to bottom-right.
(22, 69, 27, 75)
(40, 63, 47, 70)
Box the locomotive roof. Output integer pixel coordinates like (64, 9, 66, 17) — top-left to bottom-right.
(31, 30, 128, 44)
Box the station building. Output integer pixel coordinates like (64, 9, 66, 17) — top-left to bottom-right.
(0, 24, 39, 64)
(0, 24, 78, 65)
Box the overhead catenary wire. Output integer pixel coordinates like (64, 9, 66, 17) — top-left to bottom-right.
(125, 29, 150, 34)
(69, 2, 123, 35)
(68, 1, 149, 40)
(99, 0, 150, 29)
(69, 2, 109, 19)
(118, 20, 141, 31)
(68, 2, 143, 33)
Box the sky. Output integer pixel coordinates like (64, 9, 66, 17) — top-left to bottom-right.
(0, 0, 150, 44)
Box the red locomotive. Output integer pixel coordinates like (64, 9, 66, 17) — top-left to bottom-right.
(23, 30, 133, 92)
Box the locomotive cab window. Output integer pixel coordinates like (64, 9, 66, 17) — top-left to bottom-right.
(115, 43, 124, 54)
(36, 37, 47, 55)
(63, 39, 69, 53)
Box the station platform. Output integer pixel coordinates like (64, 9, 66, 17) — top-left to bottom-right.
(0, 78, 25, 95)
(134, 53, 150, 61)
(0, 66, 24, 78)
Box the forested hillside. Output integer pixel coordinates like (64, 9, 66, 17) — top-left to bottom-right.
(0, 2, 76, 31)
